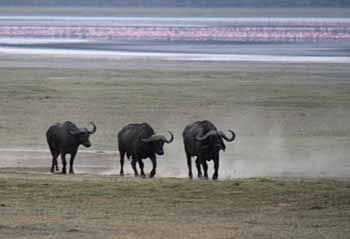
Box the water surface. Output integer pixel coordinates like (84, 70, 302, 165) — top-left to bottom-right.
(0, 16, 349, 62)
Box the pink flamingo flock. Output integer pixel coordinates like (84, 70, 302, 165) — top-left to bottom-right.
(0, 18, 350, 42)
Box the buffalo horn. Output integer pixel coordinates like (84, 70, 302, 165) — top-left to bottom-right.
(88, 122, 97, 134)
(141, 131, 174, 143)
(164, 131, 174, 144)
(219, 130, 236, 142)
(69, 128, 81, 136)
(195, 130, 218, 141)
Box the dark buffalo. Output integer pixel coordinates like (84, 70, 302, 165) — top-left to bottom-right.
(118, 122, 174, 178)
(183, 120, 235, 180)
(46, 121, 96, 174)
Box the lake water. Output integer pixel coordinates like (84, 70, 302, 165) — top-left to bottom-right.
(0, 16, 349, 62)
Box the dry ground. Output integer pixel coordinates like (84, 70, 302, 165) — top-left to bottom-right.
(0, 55, 350, 238)
(0, 170, 349, 239)
(0, 56, 350, 177)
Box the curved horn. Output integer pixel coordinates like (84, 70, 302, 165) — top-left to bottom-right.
(219, 130, 236, 142)
(88, 122, 97, 134)
(164, 131, 174, 144)
(69, 128, 80, 136)
(141, 134, 159, 143)
(195, 130, 218, 141)
(141, 132, 172, 143)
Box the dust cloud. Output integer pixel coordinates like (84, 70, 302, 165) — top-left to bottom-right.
(153, 108, 350, 179)
(1, 109, 349, 179)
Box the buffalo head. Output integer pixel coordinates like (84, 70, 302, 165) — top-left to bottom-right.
(69, 122, 97, 147)
(196, 129, 235, 152)
(141, 131, 174, 155)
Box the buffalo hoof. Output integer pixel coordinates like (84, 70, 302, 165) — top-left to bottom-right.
(149, 171, 156, 178)
(189, 173, 193, 179)
(50, 168, 55, 173)
(120, 172, 124, 176)
(212, 174, 218, 180)
(141, 174, 146, 178)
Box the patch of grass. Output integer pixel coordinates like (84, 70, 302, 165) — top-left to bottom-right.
(0, 174, 349, 238)
(21, 223, 50, 232)
(1, 64, 350, 150)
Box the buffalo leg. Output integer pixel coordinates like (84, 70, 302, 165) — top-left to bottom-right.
(186, 153, 193, 179)
(149, 156, 157, 178)
(131, 158, 139, 177)
(69, 150, 77, 174)
(195, 158, 202, 178)
(202, 160, 209, 179)
(61, 153, 67, 174)
(119, 150, 125, 176)
(50, 150, 59, 173)
(55, 157, 59, 171)
(213, 155, 219, 180)
(138, 160, 146, 178)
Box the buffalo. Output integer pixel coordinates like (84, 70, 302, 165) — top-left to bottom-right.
(118, 122, 174, 178)
(183, 120, 235, 180)
(46, 121, 96, 174)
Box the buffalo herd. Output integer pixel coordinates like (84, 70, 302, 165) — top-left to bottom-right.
(46, 120, 235, 180)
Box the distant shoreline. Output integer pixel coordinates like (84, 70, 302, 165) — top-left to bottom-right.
(1, 46, 349, 63)
(0, 7, 349, 18)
